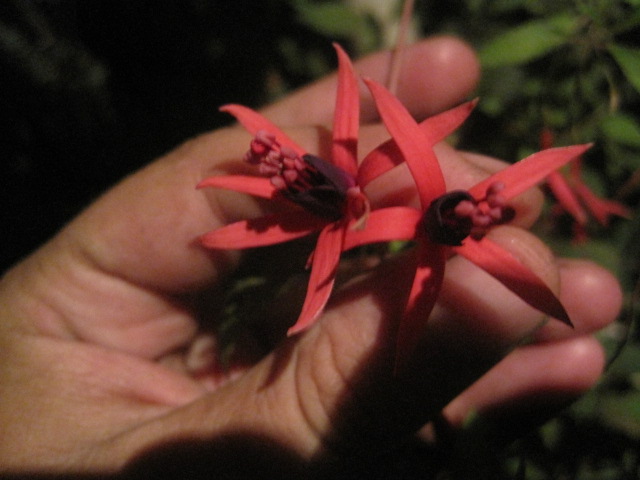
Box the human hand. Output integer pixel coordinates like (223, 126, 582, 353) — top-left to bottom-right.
(0, 37, 622, 478)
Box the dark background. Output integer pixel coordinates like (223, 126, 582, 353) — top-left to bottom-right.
(0, 0, 339, 271)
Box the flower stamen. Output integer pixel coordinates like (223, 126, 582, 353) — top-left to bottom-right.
(244, 130, 363, 222)
(424, 182, 514, 245)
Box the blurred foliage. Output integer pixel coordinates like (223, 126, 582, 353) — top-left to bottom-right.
(2, 0, 640, 478)
(418, 1, 640, 478)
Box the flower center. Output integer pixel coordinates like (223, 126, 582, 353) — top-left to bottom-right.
(245, 130, 365, 222)
(423, 182, 514, 246)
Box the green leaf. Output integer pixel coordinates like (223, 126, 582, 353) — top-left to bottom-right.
(614, 8, 640, 35)
(294, 1, 371, 41)
(608, 341, 640, 379)
(601, 113, 640, 149)
(552, 237, 622, 278)
(599, 391, 640, 439)
(479, 14, 579, 68)
(608, 44, 640, 95)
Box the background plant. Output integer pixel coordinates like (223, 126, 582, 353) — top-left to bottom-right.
(408, 1, 640, 478)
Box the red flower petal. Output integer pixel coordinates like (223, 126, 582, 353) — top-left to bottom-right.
(331, 44, 359, 178)
(395, 241, 446, 370)
(454, 237, 572, 326)
(574, 183, 631, 225)
(342, 207, 421, 251)
(288, 223, 345, 335)
(196, 175, 277, 199)
(358, 99, 477, 187)
(200, 212, 327, 249)
(468, 144, 592, 201)
(546, 171, 588, 225)
(364, 78, 446, 208)
(220, 104, 306, 157)
(423, 98, 478, 146)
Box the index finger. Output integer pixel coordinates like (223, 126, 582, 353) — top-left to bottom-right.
(261, 36, 480, 126)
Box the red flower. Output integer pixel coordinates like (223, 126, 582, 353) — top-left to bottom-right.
(541, 128, 630, 242)
(342, 79, 591, 367)
(198, 44, 475, 335)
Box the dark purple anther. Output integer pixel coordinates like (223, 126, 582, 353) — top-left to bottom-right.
(423, 190, 475, 246)
(423, 182, 514, 246)
(244, 132, 359, 222)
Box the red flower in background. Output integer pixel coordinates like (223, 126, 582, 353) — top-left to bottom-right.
(198, 44, 474, 336)
(342, 79, 590, 367)
(541, 128, 630, 242)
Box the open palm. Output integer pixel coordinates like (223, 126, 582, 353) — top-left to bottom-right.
(0, 37, 621, 477)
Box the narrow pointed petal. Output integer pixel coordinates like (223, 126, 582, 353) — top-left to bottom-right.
(395, 242, 446, 371)
(569, 156, 630, 225)
(220, 104, 306, 157)
(468, 144, 592, 201)
(454, 237, 572, 326)
(342, 207, 421, 251)
(574, 183, 631, 225)
(364, 78, 446, 208)
(288, 224, 344, 335)
(200, 212, 326, 249)
(421, 98, 478, 146)
(546, 171, 588, 225)
(358, 99, 478, 187)
(331, 44, 359, 177)
(196, 175, 277, 199)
